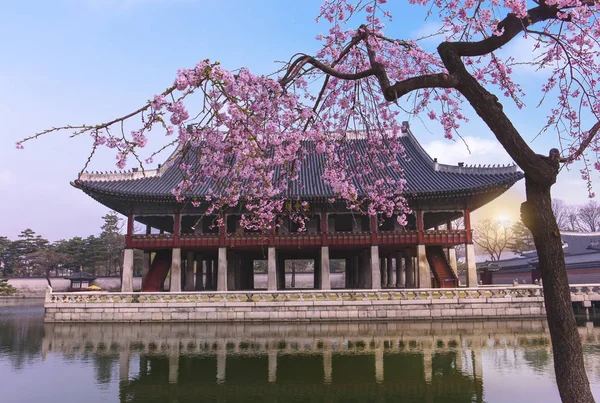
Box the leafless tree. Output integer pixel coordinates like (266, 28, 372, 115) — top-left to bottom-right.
(473, 219, 515, 261)
(577, 201, 600, 232)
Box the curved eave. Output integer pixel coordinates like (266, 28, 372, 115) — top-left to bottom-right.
(72, 172, 523, 209)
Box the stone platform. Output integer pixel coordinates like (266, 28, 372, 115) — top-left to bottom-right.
(43, 286, 562, 323)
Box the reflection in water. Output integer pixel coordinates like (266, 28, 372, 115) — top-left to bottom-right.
(42, 320, 554, 403)
(4, 304, 600, 402)
(0, 301, 44, 371)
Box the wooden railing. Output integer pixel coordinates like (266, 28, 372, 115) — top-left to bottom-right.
(128, 229, 472, 249)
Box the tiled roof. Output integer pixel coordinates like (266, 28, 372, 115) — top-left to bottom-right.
(561, 232, 600, 255)
(74, 128, 523, 201)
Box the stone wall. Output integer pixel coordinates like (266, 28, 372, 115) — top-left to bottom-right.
(5, 277, 142, 297)
(45, 296, 546, 323)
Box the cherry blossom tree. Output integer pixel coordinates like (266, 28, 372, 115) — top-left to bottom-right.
(20, 1, 600, 401)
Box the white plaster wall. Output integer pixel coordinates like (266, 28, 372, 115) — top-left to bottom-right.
(5, 276, 142, 296)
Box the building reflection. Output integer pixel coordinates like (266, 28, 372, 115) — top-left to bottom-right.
(40, 320, 585, 403)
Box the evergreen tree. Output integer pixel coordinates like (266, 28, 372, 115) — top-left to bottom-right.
(100, 212, 125, 276)
(508, 221, 536, 256)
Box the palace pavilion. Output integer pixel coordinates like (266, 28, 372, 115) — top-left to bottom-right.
(73, 122, 522, 292)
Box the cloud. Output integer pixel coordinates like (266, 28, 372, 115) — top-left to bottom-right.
(422, 135, 514, 166)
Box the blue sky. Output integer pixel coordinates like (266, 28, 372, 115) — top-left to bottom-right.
(0, 0, 593, 241)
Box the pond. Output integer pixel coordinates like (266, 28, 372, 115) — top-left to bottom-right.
(2, 300, 600, 402)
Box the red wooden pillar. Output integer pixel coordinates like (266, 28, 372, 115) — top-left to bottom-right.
(219, 212, 226, 246)
(173, 212, 181, 247)
(370, 215, 378, 244)
(321, 211, 328, 245)
(126, 213, 134, 247)
(416, 210, 424, 243)
(269, 219, 276, 246)
(464, 208, 472, 243)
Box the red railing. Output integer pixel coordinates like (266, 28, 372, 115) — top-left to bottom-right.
(128, 230, 471, 249)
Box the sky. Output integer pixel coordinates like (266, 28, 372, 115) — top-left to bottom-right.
(0, 0, 595, 241)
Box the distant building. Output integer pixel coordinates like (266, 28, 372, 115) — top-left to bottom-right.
(478, 232, 600, 284)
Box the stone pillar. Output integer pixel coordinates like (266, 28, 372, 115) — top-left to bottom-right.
(423, 349, 432, 383)
(417, 245, 431, 288)
(121, 248, 134, 292)
(380, 257, 387, 287)
(217, 343, 226, 384)
(371, 245, 381, 290)
(268, 247, 277, 291)
(206, 260, 213, 290)
(473, 348, 483, 379)
(184, 251, 195, 291)
(195, 257, 204, 291)
(170, 248, 182, 292)
(448, 247, 458, 278)
(169, 352, 179, 384)
(455, 348, 463, 373)
(217, 247, 228, 291)
(119, 349, 130, 381)
(142, 252, 151, 279)
(396, 252, 404, 287)
(268, 351, 277, 383)
(466, 243, 478, 287)
(323, 340, 332, 384)
(320, 246, 331, 290)
(375, 345, 384, 384)
(386, 255, 394, 288)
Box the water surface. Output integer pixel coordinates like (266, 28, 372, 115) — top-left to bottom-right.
(2, 301, 600, 402)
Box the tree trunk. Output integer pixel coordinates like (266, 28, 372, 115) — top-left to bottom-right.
(523, 176, 594, 403)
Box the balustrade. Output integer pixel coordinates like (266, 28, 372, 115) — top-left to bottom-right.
(47, 285, 551, 305)
(128, 229, 471, 248)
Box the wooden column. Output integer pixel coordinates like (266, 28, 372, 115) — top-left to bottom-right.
(195, 256, 204, 291)
(464, 208, 472, 243)
(404, 249, 414, 288)
(126, 213, 134, 247)
(173, 213, 181, 246)
(206, 260, 213, 290)
(227, 253, 236, 291)
(416, 210, 424, 243)
(184, 251, 195, 291)
(387, 254, 394, 288)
